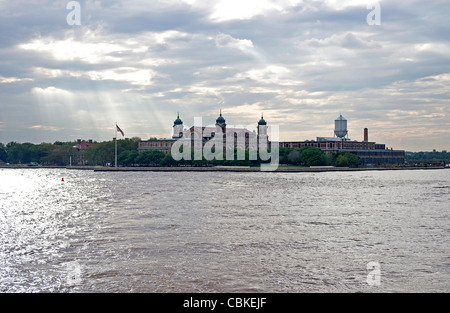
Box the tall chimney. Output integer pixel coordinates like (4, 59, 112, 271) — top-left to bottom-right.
(364, 128, 369, 142)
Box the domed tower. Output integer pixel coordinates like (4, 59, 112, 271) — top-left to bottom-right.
(215, 110, 226, 134)
(334, 114, 348, 139)
(257, 113, 267, 137)
(257, 113, 268, 149)
(172, 112, 184, 138)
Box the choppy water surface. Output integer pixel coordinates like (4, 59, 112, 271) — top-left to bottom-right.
(0, 168, 448, 293)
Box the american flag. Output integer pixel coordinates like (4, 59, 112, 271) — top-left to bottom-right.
(116, 124, 124, 137)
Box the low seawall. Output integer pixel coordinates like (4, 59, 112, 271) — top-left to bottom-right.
(1, 165, 446, 173)
(68, 166, 446, 173)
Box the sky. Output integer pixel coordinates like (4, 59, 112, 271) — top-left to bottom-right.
(0, 0, 449, 152)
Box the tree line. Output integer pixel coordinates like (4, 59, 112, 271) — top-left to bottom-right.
(405, 151, 450, 162)
(279, 147, 361, 167)
(0, 140, 362, 167)
(121, 146, 362, 167)
(152, 148, 450, 167)
(0, 138, 140, 166)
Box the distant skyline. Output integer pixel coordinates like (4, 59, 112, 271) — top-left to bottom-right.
(0, 0, 449, 151)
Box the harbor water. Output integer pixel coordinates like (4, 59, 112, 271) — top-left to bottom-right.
(0, 168, 449, 292)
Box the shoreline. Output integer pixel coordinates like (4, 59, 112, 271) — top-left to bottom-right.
(1, 165, 447, 173)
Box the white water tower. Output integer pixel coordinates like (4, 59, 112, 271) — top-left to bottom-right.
(334, 114, 348, 139)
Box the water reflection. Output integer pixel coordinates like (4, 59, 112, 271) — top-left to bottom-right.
(0, 169, 449, 292)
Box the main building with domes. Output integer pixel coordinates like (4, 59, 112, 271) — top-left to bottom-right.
(138, 111, 270, 155)
(138, 112, 405, 167)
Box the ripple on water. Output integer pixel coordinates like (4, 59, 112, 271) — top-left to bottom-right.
(0, 169, 449, 292)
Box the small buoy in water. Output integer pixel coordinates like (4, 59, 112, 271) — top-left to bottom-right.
(62, 178, 64, 182)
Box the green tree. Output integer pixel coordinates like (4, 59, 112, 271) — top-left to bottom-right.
(39, 144, 77, 166)
(336, 154, 349, 167)
(406, 151, 450, 162)
(6, 142, 41, 164)
(299, 146, 327, 166)
(346, 152, 361, 167)
(0, 147, 7, 162)
(278, 148, 291, 165)
(332, 152, 361, 167)
(135, 151, 165, 166)
(118, 150, 138, 166)
(81, 139, 139, 166)
(82, 141, 114, 166)
(37, 143, 60, 164)
(287, 149, 301, 165)
(160, 153, 178, 167)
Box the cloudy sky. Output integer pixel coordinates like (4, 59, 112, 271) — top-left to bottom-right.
(0, 0, 449, 151)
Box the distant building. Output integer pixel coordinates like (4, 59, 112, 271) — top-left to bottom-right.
(138, 138, 176, 155)
(280, 115, 405, 167)
(280, 138, 404, 166)
(138, 112, 269, 154)
(74, 139, 93, 151)
(138, 113, 406, 167)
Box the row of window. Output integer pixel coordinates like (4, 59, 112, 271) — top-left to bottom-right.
(356, 151, 405, 157)
(141, 141, 172, 148)
(360, 158, 405, 165)
(281, 142, 375, 150)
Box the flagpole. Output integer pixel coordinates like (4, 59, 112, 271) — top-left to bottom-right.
(115, 122, 118, 168)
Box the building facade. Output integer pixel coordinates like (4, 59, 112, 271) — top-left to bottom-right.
(279, 116, 405, 167)
(280, 139, 404, 166)
(139, 113, 405, 167)
(74, 139, 93, 151)
(138, 112, 269, 155)
(138, 138, 176, 155)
